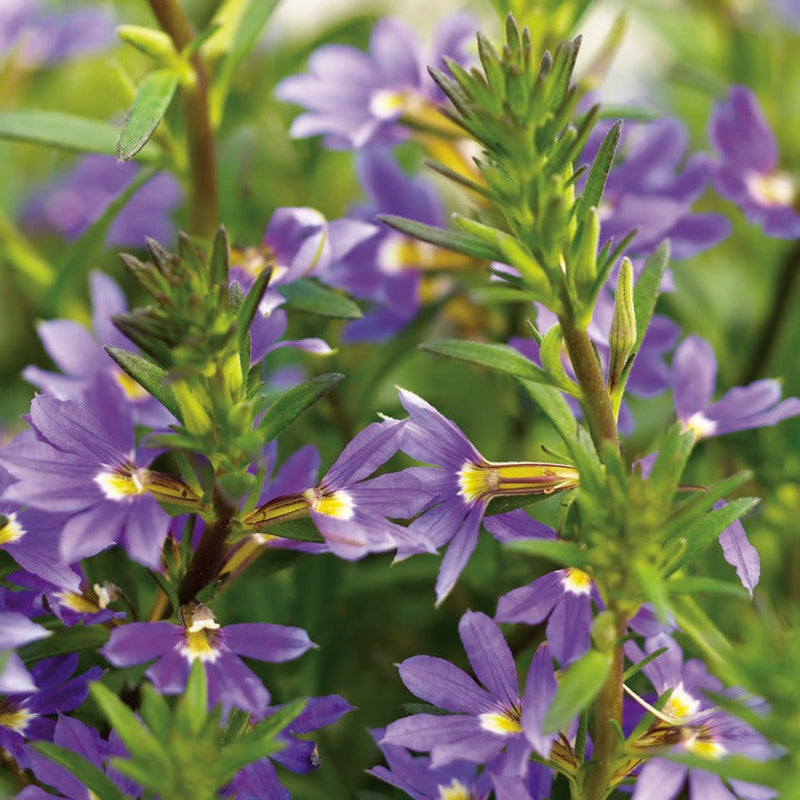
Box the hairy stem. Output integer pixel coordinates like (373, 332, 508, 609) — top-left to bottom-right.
(560, 316, 618, 449)
(147, 0, 218, 237)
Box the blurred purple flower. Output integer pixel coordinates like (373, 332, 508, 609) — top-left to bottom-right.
(0, 1, 116, 69)
(276, 14, 476, 149)
(101, 604, 314, 715)
(24, 271, 173, 428)
(708, 86, 800, 239)
(22, 154, 182, 247)
(0, 612, 49, 695)
(672, 335, 800, 439)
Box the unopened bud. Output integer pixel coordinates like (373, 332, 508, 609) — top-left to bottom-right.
(608, 257, 636, 394)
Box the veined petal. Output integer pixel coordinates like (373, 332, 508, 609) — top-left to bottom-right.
(631, 759, 687, 800)
(101, 622, 179, 666)
(521, 644, 558, 757)
(435, 502, 484, 605)
(206, 652, 270, 714)
(547, 592, 592, 666)
(717, 510, 760, 596)
(37, 319, 102, 376)
(398, 655, 493, 714)
(324, 418, 405, 487)
(495, 572, 563, 625)
(222, 623, 315, 663)
(687, 769, 738, 800)
(59, 501, 127, 564)
(672, 337, 717, 421)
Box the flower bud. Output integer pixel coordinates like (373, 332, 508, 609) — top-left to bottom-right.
(608, 257, 636, 395)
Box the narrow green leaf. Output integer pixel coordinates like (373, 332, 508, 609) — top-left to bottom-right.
(117, 69, 179, 161)
(90, 682, 170, 768)
(246, 516, 325, 544)
(278, 278, 362, 319)
(672, 497, 759, 573)
(632, 558, 670, 623)
(378, 215, 502, 261)
(0, 111, 159, 160)
(623, 646, 668, 681)
(139, 683, 171, 741)
(19, 625, 108, 663)
(237, 266, 272, 356)
(575, 123, 621, 223)
(505, 537, 591, 567)
(671, 594, 734, 676)
(32, 742, 126, 800)
(543, 649, 612, 733)
(177, 660, 209, 736)
(256, 373, 344, 442)
(632, 241, 669, 352)
(420, 339, 555, 385)
(645, 422, 695, 505)
(666, 576, 748, 597)
(105, 347, 182, 421)
(219, 707, 252, 748)
(539, 325, 579, 394)
(521, 380, 579, 446)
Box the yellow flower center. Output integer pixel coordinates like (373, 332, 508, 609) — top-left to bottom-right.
(479, 705, 523, 736)
(561, 568, 592, 595)
(682, 727, 727, 760)
(179, 607, 221, 664)
(369, 89, 410, 120)
(0, 699, 34, 733)
(683, 412, 717, 441)
(0, 513, 24, 547)
(746, 170, 796, 207)
(438, 779, 473, 800)
(94, 467, 148, 500)
(663, 683, 700, 723)
(56, 583, 113, 614)
(304, 488, 355, 520)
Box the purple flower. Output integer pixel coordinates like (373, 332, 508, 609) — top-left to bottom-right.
(398, 389, 579, 603)
(101, 604, 314, 715)
(495, 566, 599, 667)
(672, 335, 800, 439)
(708, 86, 800, 239)
(21, 715, 137, 800)
(24, 271, 173, 427)
(276, 14, 476, 149)
(0, 391, 171, 568)
(243, 417, 436, 561)
(0, 1, 116, 69)
(590, 118, 730, 259)
(382, 612, 560, 775)
(22, 154, 182, 247)
(226, 695, 352, 799)
(716, 502, 760, 597)
(321, 149, 471, 341)
(626, 634, 776, 800)
(0, 654, 102, 768)
(0, 612, 49, 694)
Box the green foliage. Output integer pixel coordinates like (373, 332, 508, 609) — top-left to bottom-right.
(116, 69, 180, 161)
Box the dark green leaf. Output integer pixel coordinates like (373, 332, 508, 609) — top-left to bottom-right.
(177, 660, 208, 736)
(105, 347, 182, 421)
(575, 123, 621, 223)
(117, 69, 179, 161)
(0, 111, 157, 160)
(256, 373, 344, 442)
(237, 266, 272, 357)
(19, 625, 108, 663)
(378, 215, 502, 261)
(278, 279, 362, 319)
(420, 339, 554, 385)
(543, 649, 612, 733)
(32, 742, 126, 800)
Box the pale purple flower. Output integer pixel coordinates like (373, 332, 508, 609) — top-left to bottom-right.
(716, 502, 760, 597)
(397, 390, 579, 603)
(0, 390, 171, 568)
(382, 612, 560, 775)
(708, 86, 800, 239)
(22, 155, 182, 247)
(587, 117, 730, 259)
(0, 612, 49, 695)
(276, 14, 476, 149)
(672, 335, 800, 439)
(0, 1, 116, 68)
(626, 634, 776, 800)
(24, 271, 173, 427)
(101, 604, 314, 715)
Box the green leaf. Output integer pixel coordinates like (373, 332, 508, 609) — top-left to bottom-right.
(18, 625, 109, 663)
(256, 373, 344, 442)
(237, 265, 272, 358)
(176, 660, 208, 736)
(632, 558, 670, 623)
(575, 120, 621, 223)
(32, 742, 126, 800)
(623, 646, 668, 681)
(278, 279, 362, 319)
(420, 339, 555, 385)
(139, 682, 172, 741)
(543, 649, 612, 733)
(520, 380, 579, 446)
(671, 496, 759, 573)
(90, 682, 171, 769)
(105, 347, 182, 421)
(632, 241, 669, 352)
(0, 111, 156, 160)
(666, 576, 748, 598)
(671, 594, 734, 677)
(378, 215, 502, 261)
(116, 69, 179, 161)
(505, 536, 591, 567)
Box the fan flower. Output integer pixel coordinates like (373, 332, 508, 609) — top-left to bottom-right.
(382, 612, 561, 776)
(672, 335, 800, 440)
(708, 86, 800, 239)
(101, 604, 314, 715)
(0, 612, 49, 695)
(0, 390, 173, 568)
(276, 14, 476, 149)
(398, 389, 579, 603)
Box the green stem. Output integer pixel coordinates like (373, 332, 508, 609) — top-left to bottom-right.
(560, 316, 618, 450)
(147, 0, 218, 238)
(583, 611, 626, 800)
